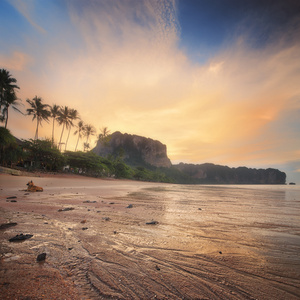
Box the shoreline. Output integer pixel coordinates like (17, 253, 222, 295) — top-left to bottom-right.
(0, 173, 164, 299)
(1, 173, 299, 299)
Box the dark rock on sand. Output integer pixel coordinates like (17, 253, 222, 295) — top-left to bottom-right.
(146, 221, 159, 225)
(6, 196, 17, 199)
(0, 222, 18, 230)
(9, 234, 33, 242)
(83, 200, 97, 203)
(37, 253, 47, 262)
(127, 204, 133, 208)
(58, 207, 74, 212)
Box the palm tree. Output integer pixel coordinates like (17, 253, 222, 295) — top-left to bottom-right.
(74, 120, 84, 151)
(65, 109, 79, 151)
(83, 124, 96, 151)
(2, 91, 23, 128)
(0, 69, 20, 124)
(96, 126, 111, 146)
(26, 96, 50, 140)
(57, 106, 71, 150)
(50, 104, 60, 146)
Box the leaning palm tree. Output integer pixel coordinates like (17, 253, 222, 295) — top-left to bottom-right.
(26, 96, 50, 140)
(65, 109, 79, 151)
(0, 69, 20, 122)
(83, 124, 96, 151)
(2, 91, 23, 128)
(57, 106, 71, 151)
(74, 120, 84, 151)
(50, 104, 60, 146)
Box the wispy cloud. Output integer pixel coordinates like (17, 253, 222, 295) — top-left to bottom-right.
(0, 51, 32, 70)
(7, 0, 46, 34)
(4, 0, 300, 172)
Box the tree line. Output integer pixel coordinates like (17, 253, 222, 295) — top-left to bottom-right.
(0, 68, 178, 183)
(0, 68, 109, 152)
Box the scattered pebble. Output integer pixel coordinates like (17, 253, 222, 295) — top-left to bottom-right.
(83, 200, 97, 203)
(0, 222, 18, 230)
(9, 234, 33, 242)
(219, 251, 222, 254)
(146, 220, 159, 225)
(127, 204, 133, 208)
(155, 265, 160, 271)
(103, 217, 111, 221)
(82, 227, 88, 230)
(6, 196, 17, 199)
(58, 207, 74, 212)
(36, 253, 47, 262)
(80, 220, 87, 224)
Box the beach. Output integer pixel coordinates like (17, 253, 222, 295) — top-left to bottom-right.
(0, 173, 299, 299)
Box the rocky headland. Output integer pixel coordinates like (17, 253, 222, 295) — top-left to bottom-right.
(93, 131, 286, 184)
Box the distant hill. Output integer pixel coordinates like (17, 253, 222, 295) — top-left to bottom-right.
(92, 131, 286, 184)
(173, 163, 286, 184)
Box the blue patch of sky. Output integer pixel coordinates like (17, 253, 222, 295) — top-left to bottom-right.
(0, 1, 32, 54)
(177, 0, 300, 64)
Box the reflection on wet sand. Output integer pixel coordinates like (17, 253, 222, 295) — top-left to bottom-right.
(0, 175, 299, 299)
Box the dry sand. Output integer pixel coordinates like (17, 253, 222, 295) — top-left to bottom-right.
(0, 173, 299, 299)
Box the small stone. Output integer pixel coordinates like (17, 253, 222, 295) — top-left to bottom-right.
(82, 227, 88, 230)
(155, 265, 160, 271)
(198, 208, 202, 210)
(219, 251, 222, 254)
(80, 220, 87, 224)
(127, 204, 133, 208)
(0, 222, 18, 230)
(146, 220, 158, 225)
(9, 234, 33, 242)
(6, 196, 17, 199)
(37, 253, 46, 262)
(58, 207, 74, 212)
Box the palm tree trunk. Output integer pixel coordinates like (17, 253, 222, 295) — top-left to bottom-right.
(52, 118, 55, 145)
(65, 127, 71, 151)
(35, 119, 39, 140)
(4, 107, 8, 129)
(59, 124, 65, 150)
(75, 134, 80, 151)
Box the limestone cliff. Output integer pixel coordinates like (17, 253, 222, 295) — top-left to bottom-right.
(93, 131, 172, 168)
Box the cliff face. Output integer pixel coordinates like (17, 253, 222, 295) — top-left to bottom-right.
(93, 131, 172, 168)
(174, 163, 286, 184)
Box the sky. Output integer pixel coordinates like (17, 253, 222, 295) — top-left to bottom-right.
(0, 0, 300, 183)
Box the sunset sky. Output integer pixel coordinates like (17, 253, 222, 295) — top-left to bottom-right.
(1, 0, 300, 183)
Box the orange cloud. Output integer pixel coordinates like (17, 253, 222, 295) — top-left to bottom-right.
(5, 1, 300, 170)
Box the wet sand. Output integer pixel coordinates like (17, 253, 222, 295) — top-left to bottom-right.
(0, 173, 299, 299)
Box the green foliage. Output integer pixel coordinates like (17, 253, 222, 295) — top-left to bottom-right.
(133, 166, 171, 182)
(0, 127, 24, 166)
(23, 139, 65, 171)
(64, 151, 111, 177)
(113, 160, 133, 179)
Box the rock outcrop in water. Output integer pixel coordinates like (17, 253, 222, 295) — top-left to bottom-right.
(174, 163, 286, 184)
(93, 131, 172, 168)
